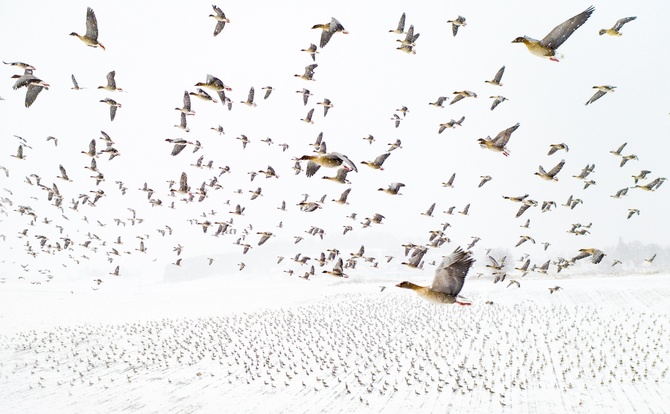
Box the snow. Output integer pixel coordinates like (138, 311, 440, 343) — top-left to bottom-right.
(1, 273, 669, 413)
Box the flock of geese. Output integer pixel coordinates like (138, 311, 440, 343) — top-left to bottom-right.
(1, 293, 667, 411)
(0, 4, 666, 299)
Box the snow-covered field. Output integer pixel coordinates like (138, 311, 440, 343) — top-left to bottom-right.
(1, 273, 669, 413)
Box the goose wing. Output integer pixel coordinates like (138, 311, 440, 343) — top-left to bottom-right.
(540, 6, 594, 50)
(85, 7, 99, 41)
(431, 247, 474, 295)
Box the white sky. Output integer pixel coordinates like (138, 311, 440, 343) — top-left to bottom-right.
(0, 1, 668, 283)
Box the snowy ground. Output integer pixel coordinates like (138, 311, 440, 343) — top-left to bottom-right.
(1, 273, 669, 413)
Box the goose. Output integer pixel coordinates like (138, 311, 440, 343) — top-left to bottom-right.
(259, 165, 278, 179)
(165, 138, 193, 156)
(261, 86, 274, 100)
(429, 96, 448, 107)
(512, 6, 595, 61)
(175, 91, 195, 115)
(485, 65, 505, 86)
(397, 247, 474, 305)
(478, 176, 492, 188)
(312, 17, 348, 48)
(573, 163, 595, 179)
(478, 123, 520, 156)
(322, 168, 350, 184)
(396, 24, 419, 48)
(81, 139, 98, 158)
(389, 12, 406, 34)
(57, 165, 72, 182)
(257, 232, 274, 246)
(316, 98, 333, 116)
(322, 258, 347, 277)
(70, 8, 105, 50)
(548, 143, 569, 155)
(3, 61, 35, 70)
(297, 152, 358, 177)
(610, 142, 627, 156)
(571, 248, 606, 264)
(634, 179, 659, 191)
(189, 88, 218, 103)
(632, 170, 651, 184)
(489, 95, 508, 111)
(391, 113, 402, 128)
(241, 86, 256, 107)
(387, 139, 402, 151)
(97, 70, 122, 92)
(438, 116, 465, 133)
(11, 145, 26, 160)
(515, 259, 531, 277)
(442, 173, 456, 188)
(447, 16, 467, 37)
(70, 74, 83, 90)
(210, 5, 230, 36)
(535, 159, 565, 181)
(515, 235, 535, 247)
(620, 154, 638, 167)
(99, 98, 121, 121)
(599, 16, 636, 36)
(295, 64, 317, 81)
(169, 172, 190, 197)
(450, 90, 477, 105)
(627, 209, 640, 219)
(174, 112, 189, 132)
(361, 153, 390, 170)
(610, 187, 629, 198)
(332, 188, 352, 204)
(301, 43, 318, 61)
(585, 85, 616, 105)
(195, 74, 232, 92)
(296, 88, 312, 106)
(11, 69, 50, 107)
(422, 202, 436, 217)
(301, 108, 315, 124)
(378, 182, 405, 195)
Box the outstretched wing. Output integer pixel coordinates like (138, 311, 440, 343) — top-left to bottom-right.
(585, 90, 606, 105)
(613, 16, 636, 31)
(493, 122, 520, 147)
(85, 7, 99, 41)
(431, 247, 474, 296)
(540, 6, 595, 50)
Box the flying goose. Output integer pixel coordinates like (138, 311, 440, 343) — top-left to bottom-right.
(210, 5, 230, 36)
(512, 6, 595, 61)
(397, 247, 474, 305)
(312, 17, 348, 48)
(70, 8, 105, 50)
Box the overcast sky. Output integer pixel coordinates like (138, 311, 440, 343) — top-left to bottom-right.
(0, 1, 668, 283)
